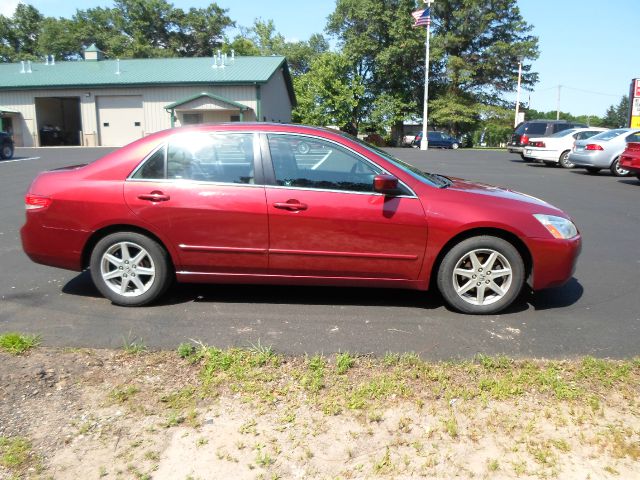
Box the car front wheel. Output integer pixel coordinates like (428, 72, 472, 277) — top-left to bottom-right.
(90, 232, 172, 306)
(437, 236, 525, 314)
(451, 143, 459, 149)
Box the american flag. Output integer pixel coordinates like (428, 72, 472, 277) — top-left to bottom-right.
(412, 7, 431, 27)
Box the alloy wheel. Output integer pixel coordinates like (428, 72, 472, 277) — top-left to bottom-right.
(451, 249, 513, 306)
(100, 241, 156, 297)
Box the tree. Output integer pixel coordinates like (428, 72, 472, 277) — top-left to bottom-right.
(0, 3, 44, 61)
(292, 52, 365, 128)
(230, 19, 329, 76)
(326, 0, 539, 136)
(603, 95, 630, 128)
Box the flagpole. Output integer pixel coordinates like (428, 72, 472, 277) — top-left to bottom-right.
(420, 0, 433, 151)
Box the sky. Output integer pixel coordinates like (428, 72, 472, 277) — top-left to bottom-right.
(1, 0, 637, 117)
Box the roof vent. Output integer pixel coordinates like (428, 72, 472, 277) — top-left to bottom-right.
(84, 43, 104, 61)
(20, 61, 25, 73)
(26, 60, 32, 74)
(115, 59, 121, 75)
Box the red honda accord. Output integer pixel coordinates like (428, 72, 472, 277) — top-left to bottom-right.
(21, 124, 581, 314)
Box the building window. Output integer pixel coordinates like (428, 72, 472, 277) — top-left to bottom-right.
(182, 113, 202, 125)
(230, 115, 241, 122)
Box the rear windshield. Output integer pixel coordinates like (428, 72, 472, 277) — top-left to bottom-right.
(628, 133, 640, 142)
(588, 129, 627, 142)
(522, 123, 546, 135)
(548, 129, 578, 138)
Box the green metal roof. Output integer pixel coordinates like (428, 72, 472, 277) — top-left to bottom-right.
(165, 92, 250, 111)
(0, 56, 295, 104)
(84, 44, 102, 53)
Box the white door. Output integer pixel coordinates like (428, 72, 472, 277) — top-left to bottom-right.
(97, 95, 144, 146)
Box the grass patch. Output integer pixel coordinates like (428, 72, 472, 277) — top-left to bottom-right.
(0, 436, 41, 475)
(0, 332, 40, 355)
(335, 352, 355, 374)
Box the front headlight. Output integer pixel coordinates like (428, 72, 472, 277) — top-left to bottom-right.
(533, 214, 578, 239)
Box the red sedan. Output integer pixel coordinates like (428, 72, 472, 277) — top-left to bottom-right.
(619, 137, 640, 181)
(21, 124, 581, 314)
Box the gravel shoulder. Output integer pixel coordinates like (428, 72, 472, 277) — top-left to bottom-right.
(1, 345, 639, 479)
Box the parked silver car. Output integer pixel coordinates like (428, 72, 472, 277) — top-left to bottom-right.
(568, 128, 640, 176)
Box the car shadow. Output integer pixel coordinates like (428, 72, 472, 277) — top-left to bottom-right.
(62, 271, 583, 314)
(617, 178, 640, 186)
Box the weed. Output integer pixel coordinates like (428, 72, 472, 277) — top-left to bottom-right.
(0, 332, 40, 355)
(373, 447, 392, 473)
(177, 342, 195, 359)
(160, 386, 196, 410)
(0, 436, 32, 468)
(255, 445, 274, 467)
(109, 385, 139, 404)
(300, 354, 326, 392)
(336, 352, 355, 374)
(122, 332, 147, 354)
(487, 458, 500, 471)
(196, 437, 208, 447)
(163, 410, 185, 428)
(383, 352, 401, 366)
(442, 415, 458, 438)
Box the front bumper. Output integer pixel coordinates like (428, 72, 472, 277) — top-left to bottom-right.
(528, 235, 582, 290)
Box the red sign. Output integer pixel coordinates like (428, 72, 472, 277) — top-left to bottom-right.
(636, 79, 640, 97)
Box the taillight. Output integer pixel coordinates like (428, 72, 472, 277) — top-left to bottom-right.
(25, 194, 52, 210)
(584, 144, 604, 151)
(528, 141, 545, 148)
(521, 134, 529, 145)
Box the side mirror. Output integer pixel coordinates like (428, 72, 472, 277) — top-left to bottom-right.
(373, 174, 400, 195)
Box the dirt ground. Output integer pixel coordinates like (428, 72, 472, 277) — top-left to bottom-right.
(1, 348, 639, 479)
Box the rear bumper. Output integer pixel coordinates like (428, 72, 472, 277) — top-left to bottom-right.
(21, 216, 87, 271)
(526, 149, 560, 162)
(620, 154, 640, 174)
(569, 151, 612, 168)
(507, 146, 524, 154)
(528, 235, 582, 290)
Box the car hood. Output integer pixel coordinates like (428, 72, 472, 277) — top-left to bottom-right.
(445, 177, 561, 212)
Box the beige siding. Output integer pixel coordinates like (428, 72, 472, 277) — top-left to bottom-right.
(0, 85, 257, 147)
(260, 69, 292, 123)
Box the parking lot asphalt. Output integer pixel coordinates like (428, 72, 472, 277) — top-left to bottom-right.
(1, 146, 639, 359)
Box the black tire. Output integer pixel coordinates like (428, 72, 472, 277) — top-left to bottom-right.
(559, 150, 574, 169)
(89, 232, 172, 306)
(0, 142, 13, 160)
(636, 174, 640, 182)
(610, 157, 631, 177)
(585, 167, 601, 174)
(543, 160, 557, 167)
(520, 154, 531, 162)
(437, 236, 525, 315)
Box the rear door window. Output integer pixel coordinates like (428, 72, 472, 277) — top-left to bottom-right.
(167, 133, 256, 184)
(552, 123, 572, 134)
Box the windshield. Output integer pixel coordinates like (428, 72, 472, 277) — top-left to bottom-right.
(334, 131, 450, 188)
(549, 129, 578, 138)
(588, 129, 627, 142)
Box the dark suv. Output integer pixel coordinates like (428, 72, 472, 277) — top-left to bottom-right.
(0, 131, 14, 160)
(508, 120, 586, 159)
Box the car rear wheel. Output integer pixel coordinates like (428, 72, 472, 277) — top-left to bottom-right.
(0, 143, 13, 160)
(90, 232, 172, 306)
(585, 167, 601, 174)
(610, 157, 631, 177)
(559, 150, 574, 168)
(437, 236, 525, 314)
(520, 154, 531, 162)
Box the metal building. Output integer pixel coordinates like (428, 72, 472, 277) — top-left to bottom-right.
(0, 46, 295, 147)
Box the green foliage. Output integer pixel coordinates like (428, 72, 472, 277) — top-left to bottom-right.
(0, 0, 234, 61)
(602, 95, 630, 128)
(0, 436, 32, 469)
(292, 52, 365, 127)
(0, 332, 40, 355)
(335, 352, 355, 374)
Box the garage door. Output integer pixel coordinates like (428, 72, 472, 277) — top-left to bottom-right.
(97, 96, 144, 146)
